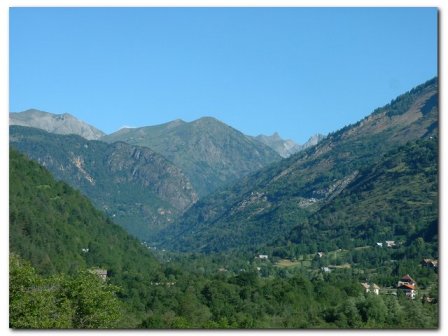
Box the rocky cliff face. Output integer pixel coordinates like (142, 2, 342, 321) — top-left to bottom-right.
(102, 116, 281, 196)
(10, 126, 198, 240)
(10, 109, 105, 140)
(103, 142, 198, 211)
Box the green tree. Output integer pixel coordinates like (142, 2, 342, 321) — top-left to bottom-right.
(62, 271, 122, 328)
(357, 295, 387, 327)
(9, 254, 73, 328)
(10, 254, 122, 329)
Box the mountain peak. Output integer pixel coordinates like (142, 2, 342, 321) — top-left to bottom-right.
(253, 132, 324, 158)
(165, 118, 186, 129)
(102, 116, 281, 196)
(192, 116, 223, 125)
(10, 109, 105, 140)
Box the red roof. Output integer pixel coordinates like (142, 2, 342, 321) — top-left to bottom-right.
(401, 274, 416, 283)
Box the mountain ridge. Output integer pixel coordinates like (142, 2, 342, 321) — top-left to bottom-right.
(101, 116, 282, 196)
(10, 109, 105, 140)
(253, 132, 325, 158)
(157, 77, 438, 253)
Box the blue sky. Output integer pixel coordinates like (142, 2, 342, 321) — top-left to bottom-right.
(9, 7, 438, 143)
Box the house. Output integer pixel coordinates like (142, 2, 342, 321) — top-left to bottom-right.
(385, 240, 396, 248)
(361, 282, 370, 292)
(397, 274, 417, 299)
(321, 267, 331, 273)
(422, 258, 438, 269)
(317, 252, 325, 258)
(398, 283, 416, 299)
(89, 268, 107, 282)
(370, 284, 380, 295)
(258, 254, 269, 260)
(398, 274, 416, 287)
(376, 242, 383, 247)
(361, 282, 380, 295)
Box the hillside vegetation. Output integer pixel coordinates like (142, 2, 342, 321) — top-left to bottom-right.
(10, 149, 166, 325)
(273, 136, 438, 256)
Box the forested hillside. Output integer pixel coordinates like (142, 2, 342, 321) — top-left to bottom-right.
(9, 149, 165, 326)
(287, 137, 438, 253)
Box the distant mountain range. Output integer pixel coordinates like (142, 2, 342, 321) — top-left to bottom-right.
(10, 109, 105, 140)
(9, 77, 438, 253)
(10, 126, 198, 240)
(9, 111, 314, 239)
(157, 77, 438, 253)
(101, 117, 282, 196)
(252, 132, 325, 158)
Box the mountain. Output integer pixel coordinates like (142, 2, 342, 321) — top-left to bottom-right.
(10, 126, 198, 240)
(253, 132, 325, 158)
(158, 77, 438, 253)
(287, 136, 438, 252)
(298, 133, 326, 151)
(101, 117, 281, 196)
(253, 132, 301, 158)
(9, 148, 165, 322)
(10, 109, 105, 140)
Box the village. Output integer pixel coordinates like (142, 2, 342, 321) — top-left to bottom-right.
(94, 239, 439, 306)
(251, 241, 438, 304)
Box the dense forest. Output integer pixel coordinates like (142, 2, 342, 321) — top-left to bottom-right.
(9, 147, 438, 328)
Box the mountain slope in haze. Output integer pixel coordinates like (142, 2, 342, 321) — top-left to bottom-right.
(9, 148, 166, 322)
(158, 77, 438, 253)
(253, 133, 325, 158)
(10, 126, 198, 240)
(10, 109, 105, 140)
(101, 117, 282, 196)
